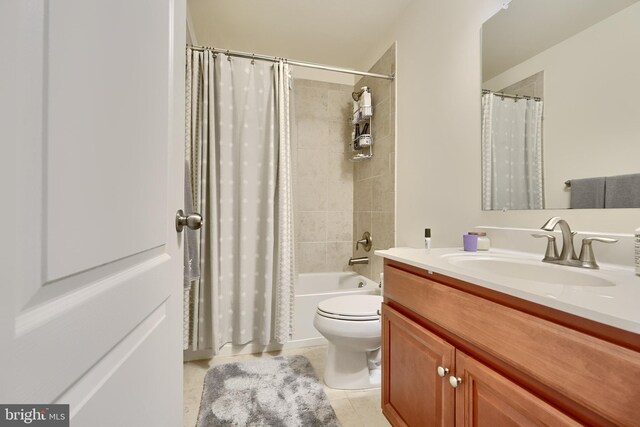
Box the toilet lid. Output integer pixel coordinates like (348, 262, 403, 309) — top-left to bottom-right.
(317, 295, 382, 321)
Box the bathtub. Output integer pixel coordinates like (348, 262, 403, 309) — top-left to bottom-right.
(209, 271, 380, 357)
(292, 272, 381, 345)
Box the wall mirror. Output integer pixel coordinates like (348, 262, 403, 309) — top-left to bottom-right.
(481, 0, 640, 211)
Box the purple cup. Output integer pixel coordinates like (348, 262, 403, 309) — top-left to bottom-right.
(463, 234, 478, 252)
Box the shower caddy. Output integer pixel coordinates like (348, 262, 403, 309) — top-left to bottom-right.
(349, 87, 373, 162)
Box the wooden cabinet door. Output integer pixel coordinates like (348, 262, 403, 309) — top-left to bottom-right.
(454, 351, 581, 427)
(382, 304, 455, 427)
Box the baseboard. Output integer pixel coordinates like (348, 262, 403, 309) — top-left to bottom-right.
(183, 348, 213, 362)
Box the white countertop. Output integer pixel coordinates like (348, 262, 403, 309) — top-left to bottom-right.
(375, 247, 640, 335)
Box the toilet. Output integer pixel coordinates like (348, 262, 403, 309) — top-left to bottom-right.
(313, 294, 383, 389)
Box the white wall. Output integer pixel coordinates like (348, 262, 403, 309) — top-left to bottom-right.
(290, 67, 355, 86)
(484, 3, 640, 208)
(362, 0, 640, 249)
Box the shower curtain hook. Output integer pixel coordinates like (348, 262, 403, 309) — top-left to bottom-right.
(226, 50, 231, 61)
(251, 54, 255, 65)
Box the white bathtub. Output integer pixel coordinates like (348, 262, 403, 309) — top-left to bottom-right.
(292, 272, 381, 344)
(209, 272, 380, 358)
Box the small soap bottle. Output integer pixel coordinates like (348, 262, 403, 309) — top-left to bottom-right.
(470, 232, 490, 251)
(425, 228, 432, 251)
(635, 227, 640, 276)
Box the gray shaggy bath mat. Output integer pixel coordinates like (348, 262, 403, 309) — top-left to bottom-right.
(196, 355, 340, 427)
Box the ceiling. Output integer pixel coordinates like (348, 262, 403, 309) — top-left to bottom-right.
(188, 0, 412, 70)
(482, 0, 638, 80)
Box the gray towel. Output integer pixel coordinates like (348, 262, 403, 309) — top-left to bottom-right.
(184, 160, 200, 287)
(569, 177, 605, 209)
(605, 173, 640, 208)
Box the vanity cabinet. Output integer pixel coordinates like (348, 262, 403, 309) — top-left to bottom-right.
(382, 260, 640, 427)
(383, 305, 579, 426)
(382, 305, 454, 426)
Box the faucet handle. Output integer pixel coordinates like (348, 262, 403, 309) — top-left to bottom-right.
(531, 233, 559, 261)
(578, 237, 618, 269)
(356, 231, 373, 252)
(582, 237, 618, 244)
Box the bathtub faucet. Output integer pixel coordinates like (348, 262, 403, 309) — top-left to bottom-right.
(348, 256, 369, 265)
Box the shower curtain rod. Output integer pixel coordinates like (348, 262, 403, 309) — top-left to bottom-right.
(187, 45, 395, 81)
(482, 89, 541, 101)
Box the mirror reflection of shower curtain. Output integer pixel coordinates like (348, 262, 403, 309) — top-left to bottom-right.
(482, 93, 544, 210)
(184, 48, 295, 355)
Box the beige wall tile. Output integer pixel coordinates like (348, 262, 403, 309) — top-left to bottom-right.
(295, 85, 328, 119)
(373, 135, 394, 155)
(373, 99, 390, 139)
(370, 255, 384, 283)
(326, 211, 353, 242)
(351, 45, 396, 281)
(372, 190, 394, 213)
(354, 178, 373, 212)
(371, 174, 394, 200)
(372, 212, 395, 250)
(368, 149, 389, 178)
(328, 89, 353, 121)
(297, 117, 330, 150)
(297, 148, 328, 181)
(297, 175, 327, 211)
(297, 211, 327, 242)
(327, 151, 353, 183)
(354, 211, 372, 245)
(326, 242, 354, 272)
(355, 158, 372, 182)
(327, 120, 351, 153)
(298, 242, 327, 273)
(350, 262, 371, 280)
(293, 78, 355, 272)
(327, 177, 353, 212)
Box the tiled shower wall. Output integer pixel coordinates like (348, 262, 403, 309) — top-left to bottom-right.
(293, 80, 354, 273)
(352, 44, 396, 281)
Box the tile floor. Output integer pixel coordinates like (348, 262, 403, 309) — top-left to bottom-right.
(183, 345, 390, 427)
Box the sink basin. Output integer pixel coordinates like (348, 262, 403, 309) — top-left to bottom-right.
(445, 255, 615, 287)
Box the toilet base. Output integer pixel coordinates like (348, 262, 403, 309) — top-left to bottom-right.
(323, 343, 381, 390)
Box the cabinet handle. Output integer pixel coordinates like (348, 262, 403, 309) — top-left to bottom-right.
(437, 366, 449, 378)
(449, 376, 462, 388)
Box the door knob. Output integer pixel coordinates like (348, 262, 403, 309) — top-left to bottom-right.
(437, 366, 449, 378)
(449, 376, 462, 388)
(176, 209, 203, 232)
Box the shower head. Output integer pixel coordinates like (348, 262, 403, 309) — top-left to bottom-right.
(351, 86, 368, 101)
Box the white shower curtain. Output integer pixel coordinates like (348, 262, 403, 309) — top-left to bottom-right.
(274, 61, 295, 343)
(481, 93, 544, 210)
(184, 49, 295, 354)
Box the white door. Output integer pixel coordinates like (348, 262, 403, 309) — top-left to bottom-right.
(0, 1, 185, 426)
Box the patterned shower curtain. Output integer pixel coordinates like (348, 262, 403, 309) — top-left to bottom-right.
(481, 92, 544, 210)
(184, 48, 295, 354)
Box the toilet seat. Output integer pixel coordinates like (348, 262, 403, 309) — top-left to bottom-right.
(317, 295, 382, 321)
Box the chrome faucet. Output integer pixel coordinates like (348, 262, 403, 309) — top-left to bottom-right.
(540, 217, 577, 262)
(348, 256, 369, 265)
(535, 217, 617, 269)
